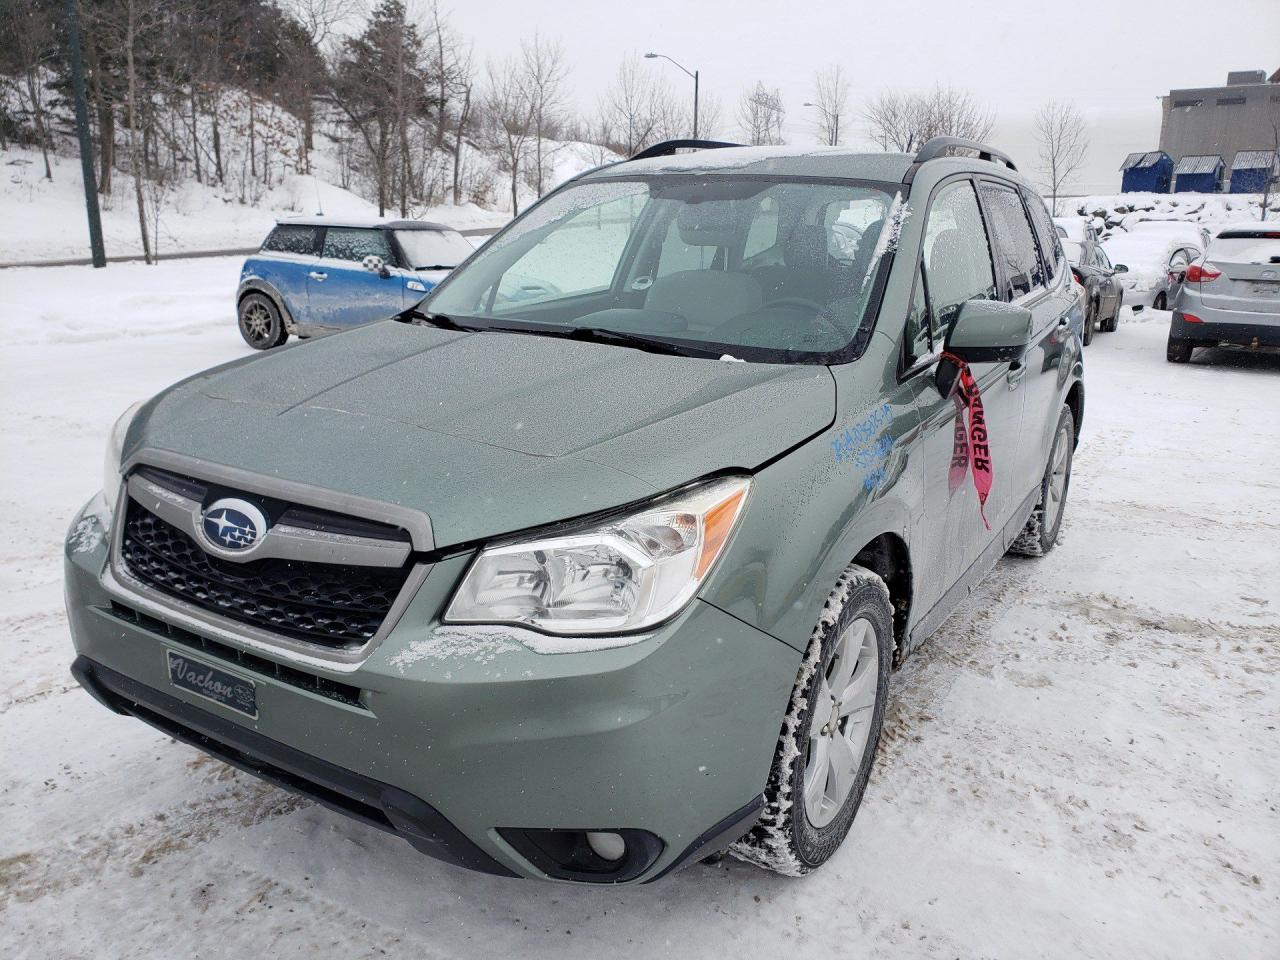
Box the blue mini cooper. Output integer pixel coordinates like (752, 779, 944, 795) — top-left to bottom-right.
(236, 217, 475, 349)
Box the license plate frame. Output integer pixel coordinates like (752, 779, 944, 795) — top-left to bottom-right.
(166, 650, 258, 718)
(1248, 281, 1279, 299)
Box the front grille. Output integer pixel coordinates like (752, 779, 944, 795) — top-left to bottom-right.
(119, 498, 412, 649)
(107, 601, 366, 708)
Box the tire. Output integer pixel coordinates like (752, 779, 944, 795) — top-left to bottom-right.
(238, 292, 288, 350)
(1153, 291, 1167, 311)
(730, 565, 893, 876)
(1167, 338, 1193, 363)
(1008, 405, 1075, 558)
(1101, 291, 1121, 332)
(1082, 298, 1096, 346)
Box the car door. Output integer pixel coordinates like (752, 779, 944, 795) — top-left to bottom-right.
(996, 182, 1077, 508)
(248, 223, 320, 325)
(1094, 247, 1121, 316)
(307, 227, 405, 331)
(903, 177, 1027, 612)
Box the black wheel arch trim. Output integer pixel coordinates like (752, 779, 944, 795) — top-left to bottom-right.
(237, 280, 298, 335)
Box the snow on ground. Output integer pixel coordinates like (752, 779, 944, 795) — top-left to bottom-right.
(1067, 190, 1278, 239)
(1, 147, 511, 263)
(1, 263, 1278, 958)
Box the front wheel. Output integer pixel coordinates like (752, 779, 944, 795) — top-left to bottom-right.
(238, 293, 288, 350)
(1008, 405, 1075, 558)
(731, 565, 893, 876)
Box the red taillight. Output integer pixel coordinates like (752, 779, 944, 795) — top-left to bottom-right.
(1182, 313, 1204, 324)
(1071, 267, 1083, 285)
(1185, 263, 1221, 283)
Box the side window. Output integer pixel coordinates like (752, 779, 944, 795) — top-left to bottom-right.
(1095, 248, 1112, 270)
(979, 182, 1045, 299)
(262, 224, 318, 255)
(1169, 248, 1190, 270)
(903, 266, 932, 366)
(1023, 190, 1063, 282)
(922, 180, 998, 339)
(497, 190, 643, 304)
(322, 227, 392, 264)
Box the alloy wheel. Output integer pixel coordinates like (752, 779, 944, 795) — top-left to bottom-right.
(803, 616, 880, 828)
(241, 301, 273, 345)
(1044, 421, 1072, 532)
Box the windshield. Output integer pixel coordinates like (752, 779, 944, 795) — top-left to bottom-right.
(395, 229, 474, 269)
(423, 176, 900, 362)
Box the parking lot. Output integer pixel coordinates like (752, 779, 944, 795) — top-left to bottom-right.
(1, 259, 1277, 959)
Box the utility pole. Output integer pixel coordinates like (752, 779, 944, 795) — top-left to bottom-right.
(66, 0, 106, 267)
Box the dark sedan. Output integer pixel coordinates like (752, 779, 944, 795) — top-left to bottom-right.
(1064, 238, 1125, 344)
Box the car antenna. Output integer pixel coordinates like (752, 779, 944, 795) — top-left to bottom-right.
(314, 177, 324, 217)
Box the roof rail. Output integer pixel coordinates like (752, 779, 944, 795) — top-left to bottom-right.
(628, 139, 743, 162)
(911, 136, 1017, 173)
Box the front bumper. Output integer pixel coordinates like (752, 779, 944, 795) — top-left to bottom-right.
(64, 497, 796, 883)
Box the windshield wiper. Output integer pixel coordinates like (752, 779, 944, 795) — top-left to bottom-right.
(401, 309, 475, 331)
(414, 264, 457, 270)
(560, 326, 698, 357)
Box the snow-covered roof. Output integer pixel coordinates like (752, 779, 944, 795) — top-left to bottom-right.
(277, 215, 452, 231)
(1230, 150, 1279, 171)
(1173, 155, 1222, 175)
(1120, 151, 1169, 171)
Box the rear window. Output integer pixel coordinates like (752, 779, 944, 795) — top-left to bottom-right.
(262, 224, 318, 255)
(979, 182, 1045, 299)
(1209, 231, 1280, 261)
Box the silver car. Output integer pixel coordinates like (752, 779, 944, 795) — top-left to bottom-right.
(1167, 223, 1280, 362)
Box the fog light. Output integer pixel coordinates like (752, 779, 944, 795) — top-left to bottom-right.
(586, 831, 626, 861)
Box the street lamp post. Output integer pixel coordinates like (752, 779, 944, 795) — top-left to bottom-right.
(644, 52, 698, 139)
(803, 101, 837, 146)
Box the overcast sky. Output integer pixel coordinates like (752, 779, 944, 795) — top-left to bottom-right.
(438, 0, 1279, 194)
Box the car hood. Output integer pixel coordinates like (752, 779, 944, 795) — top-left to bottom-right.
(129, 321, 835, 548)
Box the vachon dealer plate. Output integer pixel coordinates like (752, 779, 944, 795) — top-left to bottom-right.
(166, 651, 258, 718)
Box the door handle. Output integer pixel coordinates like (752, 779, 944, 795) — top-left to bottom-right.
(1007, 360, 1026, 388)
(308, 271, 327, 281)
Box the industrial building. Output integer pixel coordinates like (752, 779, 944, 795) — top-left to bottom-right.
(1141, 67, 1280, 193)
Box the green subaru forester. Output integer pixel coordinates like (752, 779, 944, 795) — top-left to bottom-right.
(65, 137, 1084, 883)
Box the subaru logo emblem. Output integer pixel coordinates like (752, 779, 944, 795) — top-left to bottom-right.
(200, 498, 268, 552)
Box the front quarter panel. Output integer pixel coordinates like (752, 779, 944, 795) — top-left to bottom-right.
(700, 332, 922, 653)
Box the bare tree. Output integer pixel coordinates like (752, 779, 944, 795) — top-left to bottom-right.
(864, 84, 995, 153)
(1034, 100, 1089, 215)
(737, 81, 785, 146)
(596, 56, 671, 156)
(811, 64, 848, 146)
(520, 33, 568, 198)
(483, 55, 533, 215)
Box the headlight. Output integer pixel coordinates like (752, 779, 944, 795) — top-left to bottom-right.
(445, 476, 751, 637)
(103, 401, 145, 515)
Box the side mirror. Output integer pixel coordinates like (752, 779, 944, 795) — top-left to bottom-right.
(935, 299, 1034, 397)
(1112, 263, 1128, 273)
(362, 254, 391, 278)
